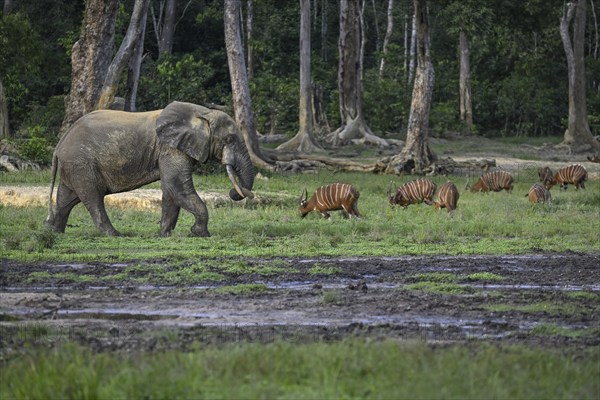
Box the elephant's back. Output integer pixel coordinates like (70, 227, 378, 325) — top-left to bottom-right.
(71, 109, 161, 135)
(56, 109, 162, 165)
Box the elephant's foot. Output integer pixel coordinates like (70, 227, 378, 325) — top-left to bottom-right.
(191, 224, 210, 237)
(45, 217, 65, 233)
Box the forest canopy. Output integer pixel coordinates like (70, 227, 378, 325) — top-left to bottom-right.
(1, 0, 599, 150)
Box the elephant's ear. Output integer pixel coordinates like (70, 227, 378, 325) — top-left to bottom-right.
(156, 101, 211, 162)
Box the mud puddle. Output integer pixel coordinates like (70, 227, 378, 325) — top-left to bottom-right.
(1, 253, 599, 352)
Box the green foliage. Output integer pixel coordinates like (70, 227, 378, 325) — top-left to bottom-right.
(19, 126, 53, 164)
(139, 54, 220, 109)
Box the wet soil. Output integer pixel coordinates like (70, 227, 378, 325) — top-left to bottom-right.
(1, 253, 598, 355)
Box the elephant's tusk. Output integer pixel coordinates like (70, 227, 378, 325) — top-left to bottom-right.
(226, 165, 254, 199)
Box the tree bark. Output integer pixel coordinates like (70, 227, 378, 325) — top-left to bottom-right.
(560, 0, 599, 153)
(95, 0, 150, 111)
(0, 78, 8, 138)
(158, 0, 176, 57)
(224, 0, 272, 168)
(407, 12, 416, 86)
(3, 0, 15, 15)
(277, 0, 322, 153)
(125, 1, 149, 112)
(246, 0, 254, 80)
(330, 0, 388, 147)
(459, 30, 473, 135)
(60, 0, 119, 137)
(385, 0, 436, 174)
(379, 0, 394, 79)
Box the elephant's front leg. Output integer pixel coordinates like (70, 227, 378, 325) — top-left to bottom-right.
(160, 155, 211, 237)
(160, 193, 181, 237)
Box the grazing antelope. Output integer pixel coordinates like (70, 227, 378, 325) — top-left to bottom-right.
(538, 166, 554, 187)
(434, 181, 459, 214)
(526, 183, 551, 204)
(299, 183, 361, 219)
(544, 164, 587, 190)
(466, 170, 513, 193)
(387, 178, 436, 208)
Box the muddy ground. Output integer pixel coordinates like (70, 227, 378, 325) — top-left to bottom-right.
(1, 253, 598, 355)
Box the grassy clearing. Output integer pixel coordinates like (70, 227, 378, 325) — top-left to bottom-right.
(1, 340, 597, 399)
(1, 168, 599, 262)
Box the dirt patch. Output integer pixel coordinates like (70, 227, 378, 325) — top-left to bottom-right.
(1, 253, 598, 354)
(0, 185, 290, 211)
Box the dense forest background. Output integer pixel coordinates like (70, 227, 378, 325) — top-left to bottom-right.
(1, 0, 599, 159)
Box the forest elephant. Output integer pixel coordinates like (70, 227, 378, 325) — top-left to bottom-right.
(46, 101, 255, 237)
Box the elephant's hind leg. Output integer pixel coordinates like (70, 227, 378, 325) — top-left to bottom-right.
(47, 183, 81, 233)
(78, 188, 120, 236)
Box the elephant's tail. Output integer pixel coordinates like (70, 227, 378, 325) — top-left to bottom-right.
(46, 152, 58, 222)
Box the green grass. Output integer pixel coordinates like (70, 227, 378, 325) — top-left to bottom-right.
(1, 340, 597, 399)
(531, 323, 600, 338)
(1, 169, 599, 262)
(405, 281, 473, 295)
(485, 301, 598, 316)
(215, 283, 269, 295)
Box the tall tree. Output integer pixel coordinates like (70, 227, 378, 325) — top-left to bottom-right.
(277, 0, 321, 152)
(330, 0, 387, 147)
(95, 0, 150, 110)
(60, 0, 119, 136)
(560, 0, 599, 153)
(0, 0, 14, 138)
(158, 0, 176, 57)
(224, 0, 271, 168)
(386, 0, 435, 174)
(125, 1, 149, 112)
(246, 0, 254, 80)
(379, 0, 394, 78)
(443, 1, 492, 136)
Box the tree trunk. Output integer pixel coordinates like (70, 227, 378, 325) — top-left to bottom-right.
(224, 0, 272, 168)
(330, 0, 388, 147)
(277, 0, 322, 153)
(246, 0, 254, 80)
(60, 0, 120, 137)
(560, 0, 599, 153)
(379, 0, 394, 79)
(385, 0, 435, 174)
(459, 30, 473, 135)
(158, 0, 176, 57)
(0, 78, 9, 138)
(407, 12, 416, 86)
(125, 2, 149, 112)
(321, 0, 328, 61)
(3, 0, 15, 15)
(95, 0, 150, 111)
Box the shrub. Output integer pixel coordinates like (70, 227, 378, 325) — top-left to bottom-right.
(19, 126, 53, 165)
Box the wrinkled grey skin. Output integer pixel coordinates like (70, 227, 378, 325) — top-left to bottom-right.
(46, 101, 255, 237)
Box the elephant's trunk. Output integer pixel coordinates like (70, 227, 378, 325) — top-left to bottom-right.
(226, 165, 254, 199)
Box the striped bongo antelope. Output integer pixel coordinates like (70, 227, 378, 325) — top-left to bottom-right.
(466, 170, 513, 193)
(526, 183, 551, 204)
(434, 181, 459, 214)
(299, 183, 361, 219)
(544, 164, 587, 190)
(387, 178, 437, 208)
